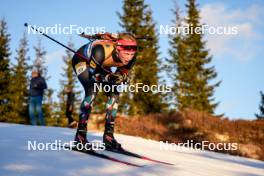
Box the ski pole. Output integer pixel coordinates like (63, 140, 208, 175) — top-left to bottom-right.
(24, 23, 112, 73)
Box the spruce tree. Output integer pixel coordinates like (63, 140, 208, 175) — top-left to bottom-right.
(118, 0, 165, 115)
(167, 4, 187, 109)
(0, 18, 12, 121)
(255, 91, 264, 120)
(9, 32, 30, 123)
(33, 39, 48, 77)
(169, 0, 220, 114)
(57, 41, 81, 125)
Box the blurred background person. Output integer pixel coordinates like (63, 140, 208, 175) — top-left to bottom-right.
(29, 69, 47, 125)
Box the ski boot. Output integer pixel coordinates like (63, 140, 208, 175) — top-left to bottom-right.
(104, 109, 122, 151)
(103, 132, 122, 151)
(74, 122, 92, 150)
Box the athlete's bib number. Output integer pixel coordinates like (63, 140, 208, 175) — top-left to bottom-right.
(75, 62, 87, 75)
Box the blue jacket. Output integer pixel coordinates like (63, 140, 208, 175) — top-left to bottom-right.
(29, 76, 47, 97)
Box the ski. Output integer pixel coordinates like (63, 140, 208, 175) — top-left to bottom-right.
(105, 147, 174, 165)
(60, 145, 143, 167)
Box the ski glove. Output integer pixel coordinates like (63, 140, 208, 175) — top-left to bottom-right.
(105, 73, 128, 84)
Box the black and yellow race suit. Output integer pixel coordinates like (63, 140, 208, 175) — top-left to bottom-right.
(72, 39, 136, 137)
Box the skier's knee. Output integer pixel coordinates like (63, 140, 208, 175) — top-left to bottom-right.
(81, 95, 95, 111)
(105, 98, 119, 111)
(106, 101, 119, 119)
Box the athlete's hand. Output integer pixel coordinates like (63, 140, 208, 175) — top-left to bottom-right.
(105, 73, 125, 84)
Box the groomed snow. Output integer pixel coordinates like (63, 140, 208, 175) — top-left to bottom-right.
(0, 122, 263, 176)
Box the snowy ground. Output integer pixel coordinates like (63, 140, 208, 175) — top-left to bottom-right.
(0, 122, 263, 176)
